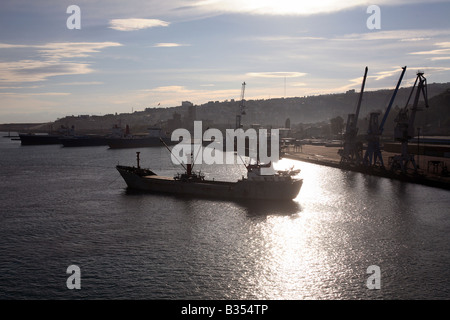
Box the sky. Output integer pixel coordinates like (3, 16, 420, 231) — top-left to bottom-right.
(1, 0, 450, 123)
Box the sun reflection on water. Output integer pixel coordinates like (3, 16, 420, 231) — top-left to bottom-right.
(239, 158, 358, 299)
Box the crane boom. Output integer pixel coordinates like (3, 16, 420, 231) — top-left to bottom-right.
(338, 67, 368, 165)
(240, 82, 246, 108)
(407, 73, 428, 138)
(355, 66, 368, 122)
(235, 82, 246, 129)
(379, 66, 407, 133)
(363, 66, 406, 168)
(390, 72, 429, 173)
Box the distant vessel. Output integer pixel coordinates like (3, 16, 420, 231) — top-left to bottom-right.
(107, 126, 175, 149)
(60, 135, 109, 147)
(116, 145, 302, 201)
(19, 133, 61, 145)
(2, 132, 19, 139)
(18, 126, 75, 145)
(60, 124, 125, 147)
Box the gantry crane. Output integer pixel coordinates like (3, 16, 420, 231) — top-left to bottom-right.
(389, 71, 429, 173)
(235, 82, 246, 129)
(339, 66, 368, 165)
(363, 66, 407, 168)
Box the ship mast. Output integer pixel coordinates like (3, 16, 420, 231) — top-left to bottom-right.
(159, 137, 187, 171)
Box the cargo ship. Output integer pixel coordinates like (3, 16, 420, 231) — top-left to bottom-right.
(60, 135, 109, 147)
(18, 125, 75, 145)
(60, 124, 127, 147)
(18, 133, 63, 145)
(116, 149, 302, 201)
(107, 127, 176, 149)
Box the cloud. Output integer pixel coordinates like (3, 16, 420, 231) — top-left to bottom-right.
(362, 66, 450, 88)
(400, 38, 431, 42)
(191, 0, 438, 16)
(246, 72, 307, 78)
(410, 41, 450, 55)
(338, 29, 450, 42)
(123, 85, 239, 107)
(291, 82, 307, 87)
(248, 30, 449, 46)
(38, 42, 122, 60)
(408, 66, 450, 72)
(0, 44, 29, 49)
(150, 85, 188, 92)
(409, 41, 450, 62)
(254, 36, 327, 42)
(109, 18, 169, 31)
(0, 42, 122, 60)
(371, 68, 403, 81)
(152, 43, 189, 47)
(0, 60, 92, 83)
(429, 57, 450, 61)
(57, 81, 104, 86)
(0, 42, 121, 83)
(9, 0, 440, 21)
(0, 92, 71, 96)
(410, 48, 450, 55)
(0, 85, 42, 89)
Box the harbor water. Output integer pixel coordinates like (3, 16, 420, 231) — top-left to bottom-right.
(0, 133, 449, 300)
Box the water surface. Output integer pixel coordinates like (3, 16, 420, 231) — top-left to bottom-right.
(0, 134, 449, 299)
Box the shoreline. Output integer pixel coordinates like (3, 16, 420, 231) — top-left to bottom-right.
(283, 144, 450, 191)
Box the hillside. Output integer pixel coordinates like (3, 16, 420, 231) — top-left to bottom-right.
(1, 82, 449, 136)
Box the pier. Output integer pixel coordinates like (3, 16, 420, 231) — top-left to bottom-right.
(283, 143, 450, 190)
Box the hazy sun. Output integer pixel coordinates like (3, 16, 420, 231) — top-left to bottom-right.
(197, 0, 367, 15)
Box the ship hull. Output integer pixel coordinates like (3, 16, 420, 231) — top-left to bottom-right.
(107, 137, 175, 149)
(19, 133, 63, 145)
(61, 136, 108, 147)
(116, 165, 302, 201)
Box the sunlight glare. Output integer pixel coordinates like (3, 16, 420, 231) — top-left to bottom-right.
(197, 0, 365, 15)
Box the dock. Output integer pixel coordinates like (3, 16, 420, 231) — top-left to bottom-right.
(283, 143, 450, 190)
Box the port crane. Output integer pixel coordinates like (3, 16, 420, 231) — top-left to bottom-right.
(363, 66, 407, 168)
(339, 66, 368, 165)
(389, 71, 429, 173)
(235, 82, 246, 129)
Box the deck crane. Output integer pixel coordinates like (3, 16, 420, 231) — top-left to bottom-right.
(235, 82, 246, 129)
(363, 66, 407, 168)
(389, 71, 429, 173)
(338, 66, 368, 165)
